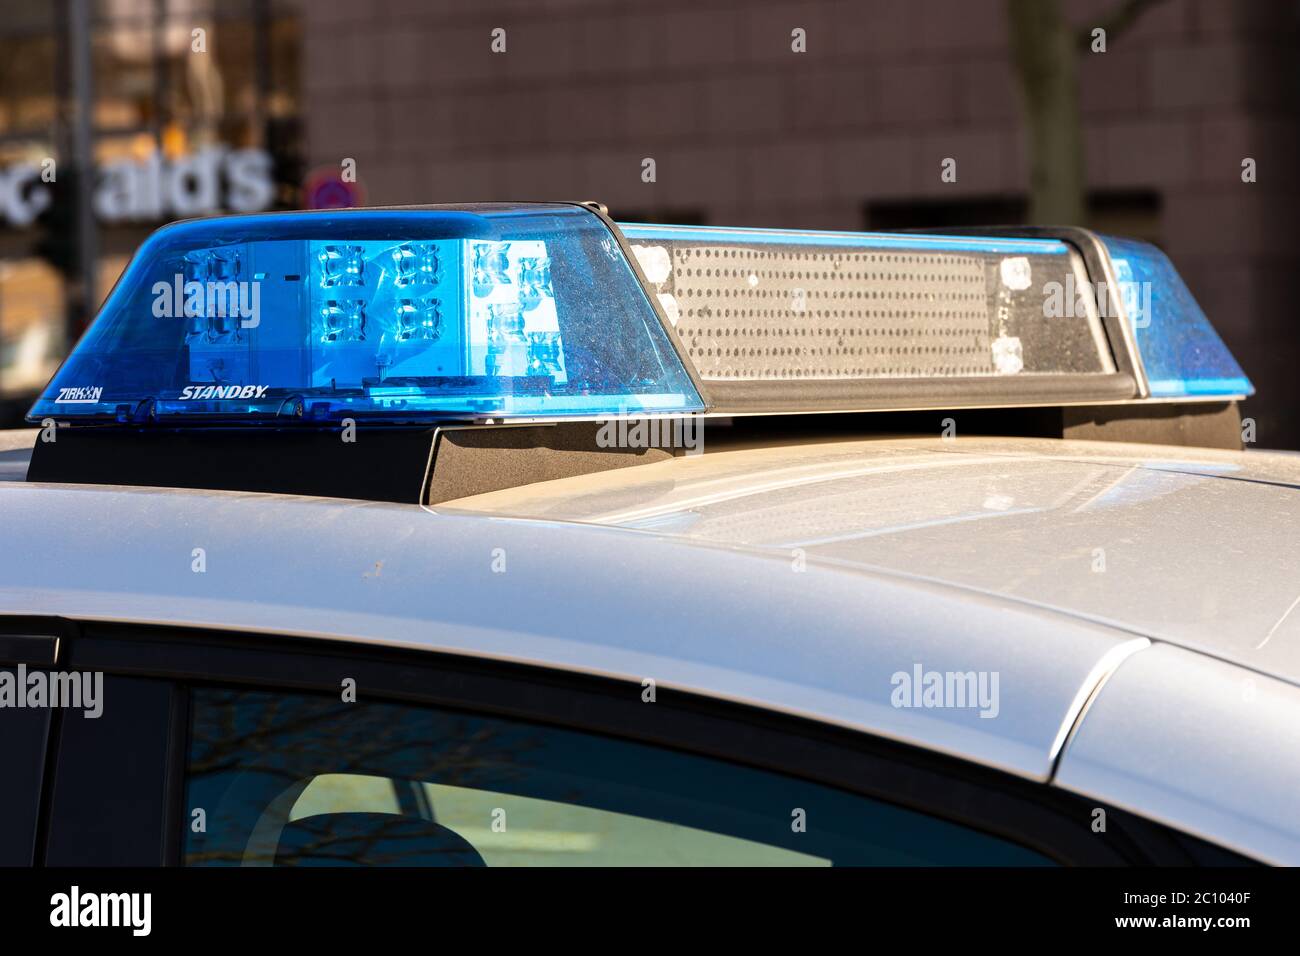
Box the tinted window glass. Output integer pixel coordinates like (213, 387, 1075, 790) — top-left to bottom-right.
(0, 667, 50, 865)
(183, 687, 1052, 867)
(44, 676, 175, 866)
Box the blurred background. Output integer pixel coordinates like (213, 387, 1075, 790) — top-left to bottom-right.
(0, 0, 1296, 443)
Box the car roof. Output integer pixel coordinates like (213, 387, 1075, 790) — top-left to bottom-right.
(0, 470, 1131, 781)
(441, 434, 1300, 688)
(3, 429, 1300, 862)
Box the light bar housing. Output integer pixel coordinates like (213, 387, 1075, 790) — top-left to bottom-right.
(29, 204, 1249, 428)
(29, 203, 703, 424)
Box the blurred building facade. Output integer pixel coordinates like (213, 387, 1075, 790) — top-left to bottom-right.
(2, 0, 1298, 445)
(0, 0, 300, 417)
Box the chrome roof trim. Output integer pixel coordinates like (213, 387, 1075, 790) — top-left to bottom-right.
(1046, 636, 1151, 773)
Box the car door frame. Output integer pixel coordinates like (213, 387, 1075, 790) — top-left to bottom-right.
(8, 614, 1247, 866)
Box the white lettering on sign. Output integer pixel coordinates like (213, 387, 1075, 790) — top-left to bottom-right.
(55, 386, 104, 404)
(179, 385, 269, 400)
(0, 163, 51, 226)
(0, 147, 274, 227)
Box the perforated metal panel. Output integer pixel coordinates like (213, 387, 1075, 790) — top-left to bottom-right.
(668, 245, 994, 380)
(625, 229, 1115, 385)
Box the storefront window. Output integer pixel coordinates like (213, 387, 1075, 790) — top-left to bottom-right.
(0, 0, 300, 418)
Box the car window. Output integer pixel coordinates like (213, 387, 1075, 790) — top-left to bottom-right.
(182, 686, 1053, 867)
(0, 667, 50, 865)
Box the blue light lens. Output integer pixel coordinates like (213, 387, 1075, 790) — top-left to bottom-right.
(1101, 236, 1253, 399)
(29, 204, 703, 423)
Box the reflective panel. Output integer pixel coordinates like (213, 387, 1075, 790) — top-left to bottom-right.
(618, 223, 1116, 383)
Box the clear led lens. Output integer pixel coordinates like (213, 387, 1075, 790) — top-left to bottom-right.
(472, 242, 511, 296)
(392, 242, 440, 287)
(396, 298, 441, 341)
(321, 299, 366, 342)
(318, 245, 366, 288)
(518, 255, 551, 310)
(183, 249, 240, 283)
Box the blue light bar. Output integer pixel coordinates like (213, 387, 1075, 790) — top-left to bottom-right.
(1100, 236, 1253, 399)
(29, 204, 703, 424)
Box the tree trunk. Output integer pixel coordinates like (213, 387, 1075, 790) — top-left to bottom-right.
(1007, 0, 1086, 225)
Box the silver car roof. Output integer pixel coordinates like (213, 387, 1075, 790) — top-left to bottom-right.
(0, 475, 1131, 780)
(2, 431, 1299, 862)
(442, 435, 1300, 687)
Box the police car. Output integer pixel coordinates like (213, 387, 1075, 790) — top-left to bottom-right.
(1, 201, 1294, 868)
